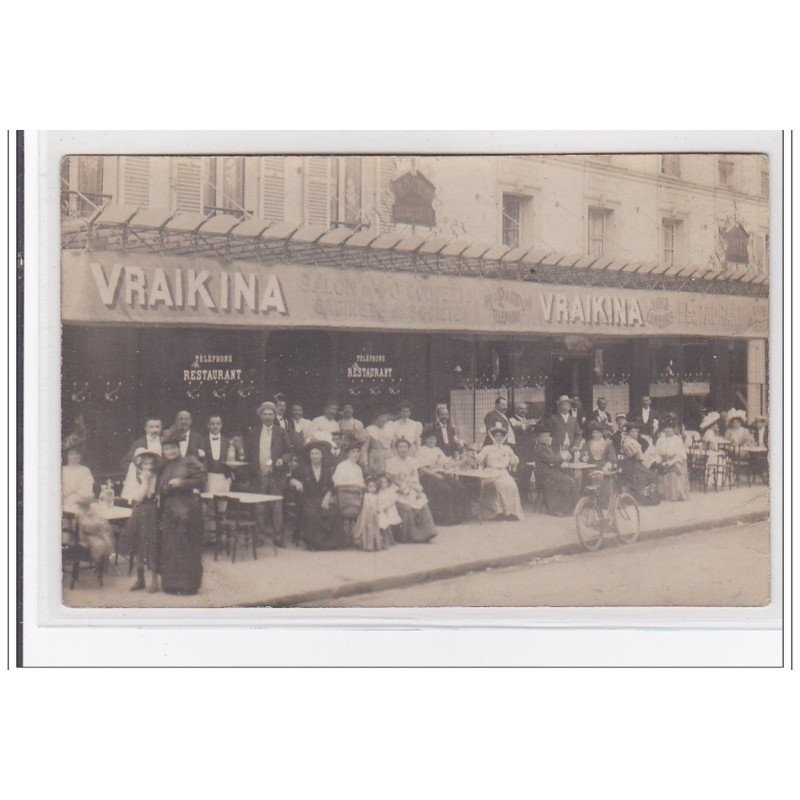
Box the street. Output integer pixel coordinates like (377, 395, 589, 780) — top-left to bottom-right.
(313, 520, 771, 607)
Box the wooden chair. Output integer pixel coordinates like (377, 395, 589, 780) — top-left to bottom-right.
(212, 495, 265, 562)
(62, 512, 106, 589)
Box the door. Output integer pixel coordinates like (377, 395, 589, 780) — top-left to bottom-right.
(547, 354, 593, 417)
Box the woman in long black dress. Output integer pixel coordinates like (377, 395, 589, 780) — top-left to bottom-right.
(157, 438, 207, 595)
(416, 428, 470, 525)
(290, 441, 350, 550)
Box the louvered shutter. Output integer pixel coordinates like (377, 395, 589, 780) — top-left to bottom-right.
(304, 156, 330, 226)
(261, 157, 286, 222)
(172, 157, 204, 214)
(121, 156, 151, 208)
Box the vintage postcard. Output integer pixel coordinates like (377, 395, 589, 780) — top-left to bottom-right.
(59, 153, 771, 608)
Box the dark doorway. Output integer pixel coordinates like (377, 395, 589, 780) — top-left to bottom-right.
(265, 331, 332, 418)
(547, 354, 593, 416)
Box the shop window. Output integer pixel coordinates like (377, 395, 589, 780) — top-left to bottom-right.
(718, 158, 734, 187)
(502, 193, 531, 249)
(204, 156, 246, 216)
(661, 154, 681, 177)
(588, 207, 613, 257)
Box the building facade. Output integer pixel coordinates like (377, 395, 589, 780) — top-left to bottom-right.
(61, 154, 769, 474)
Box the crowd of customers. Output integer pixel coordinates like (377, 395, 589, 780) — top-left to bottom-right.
(63, 390, 768, 595)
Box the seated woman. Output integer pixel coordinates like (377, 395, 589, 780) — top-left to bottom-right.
(62, 444, 95, 515)
(579, 421, 618, 508)
(531, 422, 580, 516)
(385, 438, 437, 542)
(476, 425, 524, 521)
(644, 415, 690, 501)
(290, 441, 350, 550)
(724, 409, 754, 447)
(700, 411, 731, 489)
(618, 422, 660, 505)
(416, 428, 470, 525)
(332, 442, 366, 488)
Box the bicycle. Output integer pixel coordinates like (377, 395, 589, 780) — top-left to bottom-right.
(573, 467, 640, 552)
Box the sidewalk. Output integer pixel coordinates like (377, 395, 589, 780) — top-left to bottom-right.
(64, 484, 770, 608)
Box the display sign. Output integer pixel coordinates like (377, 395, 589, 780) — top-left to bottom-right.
(62, 251, 769, 340)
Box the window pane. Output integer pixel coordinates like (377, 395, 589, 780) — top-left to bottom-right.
(502, 194, 521, 248)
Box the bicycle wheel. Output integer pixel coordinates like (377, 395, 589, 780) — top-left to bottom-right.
(614, 493, 640, 544)
(575, 495, 604, 551)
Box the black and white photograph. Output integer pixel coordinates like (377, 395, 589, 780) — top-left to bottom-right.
(58, 151, 772, 609)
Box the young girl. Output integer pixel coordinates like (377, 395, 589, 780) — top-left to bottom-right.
(119, 448, 161, 592)
(376, 473, 401, 548)
(352, 476, 384, 551)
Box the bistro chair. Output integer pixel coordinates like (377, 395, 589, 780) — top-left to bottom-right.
(62, 511, 106, 589)
(334, 485, 364, 541)
(686, 447, 709, 492)
(212, 495, 266, 563)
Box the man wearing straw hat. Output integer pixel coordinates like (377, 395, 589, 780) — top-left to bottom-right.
(245, 401, 293, 547)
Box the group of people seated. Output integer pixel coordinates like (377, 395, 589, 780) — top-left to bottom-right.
(63, 390, 770, 593)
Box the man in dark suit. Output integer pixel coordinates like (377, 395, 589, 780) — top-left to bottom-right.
(509, 400, 536, 502)
(162, 410, 204, 460)
(203, 414, 233, 494)
(433, 404, 464, 457)
(483, 396, 515, 446)
(636, 395, 659, 439)
(591, 397, 611, 426)
(750, 415, 769, 448)
(611, 414, 649, 455)
(549, 395, 583, 452)
(245, 401, 293, 546)
(120, 416, 163, 473)
(749, 415, 769, 483)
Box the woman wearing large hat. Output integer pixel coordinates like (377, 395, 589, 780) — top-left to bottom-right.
(416, 426, 470, 525)
(645, 414, 690, 501)
(289, 439, 350, 550)
(475, 424, 524, 520)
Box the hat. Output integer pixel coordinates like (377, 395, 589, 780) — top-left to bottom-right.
(661, 413, 678, 428)
(726, 408, 747, 424)
(583, 420, 603, 436)
(303, 439, 331, 456)
(395, 436, 414, 447)
(557, 395, 571, 403)
(615, 412, 628, 421)
(753, 415, 768, 424)
(309, 430, 334, 447)
(256, 401, 276, 416)
(132, 446, 161, 464)
(533, 420, 552, 435)
(488, 424, 507, 436)
(422, 425, 439, 441)
(699, 411, 720, 431)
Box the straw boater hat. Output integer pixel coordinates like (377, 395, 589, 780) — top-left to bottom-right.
(615, 412, 628, 422)
(699, 411, 721, 431)
(256, 401, 276, 416)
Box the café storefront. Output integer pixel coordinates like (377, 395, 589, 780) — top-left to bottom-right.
(62, 249, 769, 475)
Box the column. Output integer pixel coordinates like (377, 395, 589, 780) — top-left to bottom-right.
(747, 339, 767, 420)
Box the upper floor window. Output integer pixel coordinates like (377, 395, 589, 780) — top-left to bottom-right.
(502, 194, 524, 248)
(588, 207, 613, 257)
(61, 155, 106, 217)
(723, 223, 750, 265)
(330, 157, 363, 226)
(661, 154, 681, 177)
(204, 156, 246, 216)
(718, 158, 734, 187)
(662, 218, 682, 266)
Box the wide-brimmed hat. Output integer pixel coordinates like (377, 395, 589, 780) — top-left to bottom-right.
(488, 424, 507, 436)
(256, 401, 276, 416)
(303, 439, 331, 456)
(132, 446, 161, 464)
(422, 425, 439, 441)
(726, 408, 747, 424)
(583, 420, 604, 436)
(615, 412, 628, 421)
(699, 411, 721, 431)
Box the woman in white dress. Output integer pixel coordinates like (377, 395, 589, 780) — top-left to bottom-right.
(700, 412, 730, 489)
(388, 401, 423, 455)
(646, 416, 690, 501)
(476, 425, 524, 520)
(385, 439, 437, 542)
(62, 445, 95, 514)
(361, 412, 395, 477)
(724, 410, 754, 447)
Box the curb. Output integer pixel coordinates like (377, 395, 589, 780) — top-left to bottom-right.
(243, 509, 770, 608)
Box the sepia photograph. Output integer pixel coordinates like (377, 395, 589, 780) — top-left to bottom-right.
(59, 152, 771, 609)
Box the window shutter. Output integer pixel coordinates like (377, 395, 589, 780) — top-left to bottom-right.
(304, 156, 330, 226)
(121, 156, 151, 208)
(261, 157, 286, 222)
(172, 158, 204, 214)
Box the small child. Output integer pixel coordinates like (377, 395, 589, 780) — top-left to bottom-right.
(376, 473, 400, 548)
(352, 476, 382, 551)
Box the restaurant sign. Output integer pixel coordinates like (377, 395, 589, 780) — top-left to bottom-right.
(62, 251, 769, 340)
